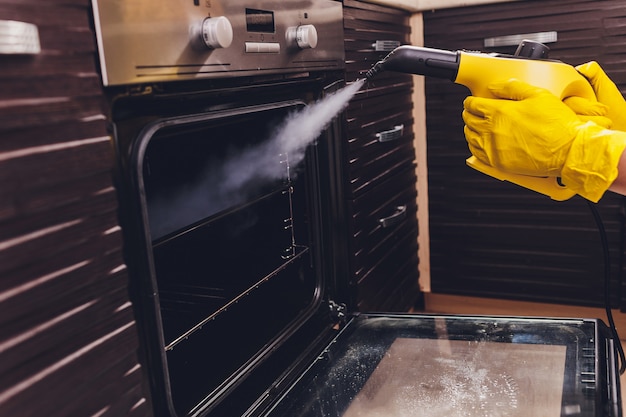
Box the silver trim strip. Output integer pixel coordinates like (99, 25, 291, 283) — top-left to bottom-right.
(484, 31, 558, 48)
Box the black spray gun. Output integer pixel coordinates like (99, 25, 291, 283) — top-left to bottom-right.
(365, 41, 597, 201)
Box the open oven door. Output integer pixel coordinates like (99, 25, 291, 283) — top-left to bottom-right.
(264, 313, 622, 417)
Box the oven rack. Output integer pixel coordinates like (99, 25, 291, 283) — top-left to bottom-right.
(150, 182, 294, 248)
(162, 244, 310, 351)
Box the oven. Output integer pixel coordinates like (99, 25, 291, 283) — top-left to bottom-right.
(93, 0, 348, 415)
(92, 1, 622, 416)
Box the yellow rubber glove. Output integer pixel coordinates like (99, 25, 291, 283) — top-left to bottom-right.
(563, 96, 612, 128)
(463, 79, 626, 202)
(567, 61, 626, 131)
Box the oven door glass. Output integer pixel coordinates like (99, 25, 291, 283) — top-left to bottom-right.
(266, 314, 617, 417)
(136, 101, 323, 415)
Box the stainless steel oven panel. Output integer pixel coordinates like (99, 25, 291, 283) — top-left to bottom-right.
(91, 0, 345, 86)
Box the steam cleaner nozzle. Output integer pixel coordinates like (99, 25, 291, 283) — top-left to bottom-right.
(365, 62, 383, 80)
(364, 45, 460, 81)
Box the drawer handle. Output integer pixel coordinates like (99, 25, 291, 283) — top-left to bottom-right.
(378, 205, 407, 228)
(372, 40, 401, 52)
(0, 20, 41, 54)
(376, 124, 404, 143)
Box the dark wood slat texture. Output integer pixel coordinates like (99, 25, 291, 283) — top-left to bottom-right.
(0, 1, 151, 416)
(343, 0, 420, 312)
(424, 0, 626, 309)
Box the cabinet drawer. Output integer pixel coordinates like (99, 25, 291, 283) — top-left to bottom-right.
(345, 51, 408, 82)
(347, 166, 418, 278)
(350, 76, 413, 103)
(355, 230, 419, 312)
(346, 100, 413, 156)
(343, 0, 412, 82)
(346, 89, 414, 196)
(347, 89, 413, 123)
(347, 139, 415, 197)
(343, 0, 419, 313)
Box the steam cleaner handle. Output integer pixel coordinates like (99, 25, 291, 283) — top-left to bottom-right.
(456, 51, 597, 200)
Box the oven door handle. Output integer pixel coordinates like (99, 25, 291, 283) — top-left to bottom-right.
(378, 205, 407, 228)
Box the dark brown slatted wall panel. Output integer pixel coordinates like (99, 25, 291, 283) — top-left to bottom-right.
(0, 1, 152, 416)
(424, 0, 626, 308)
(343, 0, 420, 312)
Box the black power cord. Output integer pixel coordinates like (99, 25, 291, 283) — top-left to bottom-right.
(586, 200, 626, 375)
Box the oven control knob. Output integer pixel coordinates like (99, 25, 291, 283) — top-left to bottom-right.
(287, 24, 318, 49)
(200, 16, 233, 49)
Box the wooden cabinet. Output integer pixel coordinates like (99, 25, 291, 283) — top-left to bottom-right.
(343, 0, 420, 312)
(423, 0, 626, 309)
(0, 2, 150, 416)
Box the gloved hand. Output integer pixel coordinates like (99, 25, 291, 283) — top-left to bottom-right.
(565, 61, 626, 131)
(463, 79, 626, 202)
(563, 96, 612, 128)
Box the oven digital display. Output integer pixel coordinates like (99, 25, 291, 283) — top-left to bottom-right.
(246, 8, 275, 33)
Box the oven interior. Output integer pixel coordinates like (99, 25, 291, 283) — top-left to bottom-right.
(124, 94, 341, 416)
